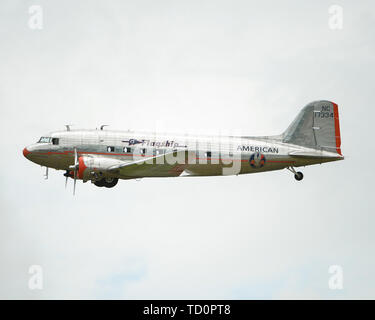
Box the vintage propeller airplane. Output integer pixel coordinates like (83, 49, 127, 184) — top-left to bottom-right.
(23, 100, 343, 194)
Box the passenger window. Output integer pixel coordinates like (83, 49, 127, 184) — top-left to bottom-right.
(123, 147, 131, 153)
(107, 146, 115, 152)
(206, 151, 212, 158)
(52, 138, 59, 145)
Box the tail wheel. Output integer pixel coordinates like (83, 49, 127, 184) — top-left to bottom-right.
(294, 172, 304, 181)
(287, 167, 304, 181)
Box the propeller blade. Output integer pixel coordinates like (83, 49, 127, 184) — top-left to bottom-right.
(74, 147, 78, 166)
(66, 149, 79, 195)
(73, 168, 77, 195)
(73, 147, 78, 195)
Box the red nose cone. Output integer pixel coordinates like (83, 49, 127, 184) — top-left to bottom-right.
(23, 147, 30, 158)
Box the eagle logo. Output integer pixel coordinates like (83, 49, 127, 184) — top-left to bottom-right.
(249, 152, 266, 168)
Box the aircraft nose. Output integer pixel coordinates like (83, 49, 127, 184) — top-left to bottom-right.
(23, 147, 31, 158)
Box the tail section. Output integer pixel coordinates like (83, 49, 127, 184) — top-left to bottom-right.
(283, 100, 342, 155)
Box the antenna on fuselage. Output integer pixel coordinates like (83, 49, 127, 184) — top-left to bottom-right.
(65, 124, 72, 131)
(100, 125, 109, 130)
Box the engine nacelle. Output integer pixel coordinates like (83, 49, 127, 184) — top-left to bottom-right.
(77, 156, 124, 181)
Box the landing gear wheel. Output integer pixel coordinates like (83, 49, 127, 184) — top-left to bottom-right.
(287, 167, 304, 181)
(294, 172, 304, 181)
(94, 179, 105, 187)
(103, 177, 118, 188)
(94, 178, 118, 188)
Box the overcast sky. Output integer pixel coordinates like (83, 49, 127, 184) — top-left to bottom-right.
(0, 0, 374, 299)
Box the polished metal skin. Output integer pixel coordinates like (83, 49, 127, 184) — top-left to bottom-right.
(23, 101, 344, 189)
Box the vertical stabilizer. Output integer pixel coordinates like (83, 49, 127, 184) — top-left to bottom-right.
(283, 100, 342, 155)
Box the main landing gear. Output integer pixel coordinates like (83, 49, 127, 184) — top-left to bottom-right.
(94, 177, 118, 188)
(287, 167, 304, 181)
(63, 167, 119, 193)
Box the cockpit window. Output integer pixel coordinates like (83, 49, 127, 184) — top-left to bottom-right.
(38, 137, 51, 143)
(52, 138, 59, 145)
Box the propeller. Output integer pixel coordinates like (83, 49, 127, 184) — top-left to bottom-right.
(65, 175, 68, 189)
(68, 148, 79, 195)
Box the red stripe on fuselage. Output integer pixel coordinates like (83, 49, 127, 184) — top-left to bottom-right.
(32, 150, 295, 164)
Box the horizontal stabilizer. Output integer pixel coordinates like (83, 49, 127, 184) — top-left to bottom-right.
(288, 150, 344, 158)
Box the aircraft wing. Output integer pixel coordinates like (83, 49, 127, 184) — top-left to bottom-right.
(107, 150, 191, 177)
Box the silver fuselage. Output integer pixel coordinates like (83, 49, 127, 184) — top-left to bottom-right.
(23, 129, 343, 180)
